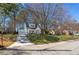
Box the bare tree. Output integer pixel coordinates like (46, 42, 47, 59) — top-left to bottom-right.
(27, 3, 68, 34)
(16, 3, 72, 35)
(25, 3, 56, 34)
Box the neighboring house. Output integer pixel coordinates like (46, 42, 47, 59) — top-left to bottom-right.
(16, 22, 41, 34)
(27, 24, 41, 34)
(63, 30, 70, 35)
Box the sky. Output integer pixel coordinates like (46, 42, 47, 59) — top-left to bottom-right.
(1, 3, 79, 23)
(23, 3, 79, 22)
(64, 3, 79, 22)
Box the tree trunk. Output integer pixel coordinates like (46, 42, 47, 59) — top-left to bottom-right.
(12, 11, 16, 34)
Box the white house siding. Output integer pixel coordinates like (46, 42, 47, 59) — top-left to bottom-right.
(27, 27, 41, 34)
(16, 22, 41, 34)
(35, 27, 41, 34)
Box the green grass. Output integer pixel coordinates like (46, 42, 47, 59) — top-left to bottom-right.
(0, 34, 17, 41)
(27, 34, 79, 44)
(55, 35, 79, 41)
(0, 34, 79, 45)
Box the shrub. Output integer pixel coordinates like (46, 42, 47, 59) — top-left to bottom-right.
(46, 35, 59, 42)
(27, 34, 79, 44)
(27, 34, 59, 44)
(44, 29, 50, 34)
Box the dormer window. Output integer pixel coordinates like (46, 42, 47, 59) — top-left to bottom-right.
(29, 24, 35, 29)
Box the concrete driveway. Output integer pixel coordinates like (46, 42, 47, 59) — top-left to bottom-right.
(1, 40, 79, 55)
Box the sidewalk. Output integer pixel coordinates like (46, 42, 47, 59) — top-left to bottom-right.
(7, 40, 68, 50)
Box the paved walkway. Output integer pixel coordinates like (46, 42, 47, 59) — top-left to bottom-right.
(1, 40, 79, 55)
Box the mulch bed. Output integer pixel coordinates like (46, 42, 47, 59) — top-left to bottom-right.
(0, 38, 14, 47)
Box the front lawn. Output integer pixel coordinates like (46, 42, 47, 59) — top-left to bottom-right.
(0, 34, 17, 40)
(27, 34, 79, 44)
(27, 34, 59, 44)
(0, 33, 79, 46)
(56, 35, 79, 41)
